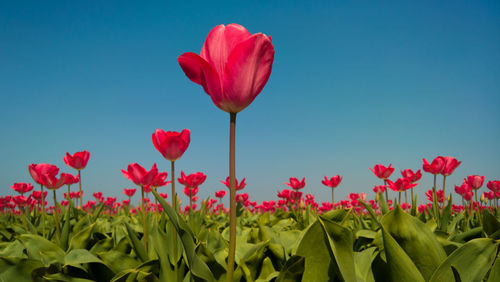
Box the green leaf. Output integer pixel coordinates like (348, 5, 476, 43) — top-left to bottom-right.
(487, 251, 500, 282)
(381, 226, 425, 282)
(18, 234, 65, 265)
(430, 238, 499, 282)
(0, 257, 44, 282)
(97, 250, 141, 274)
(354, 247, 377, 282)
(483, 210, 500, 238)
(60, 203, 72, 251)
(64, 249, 105, 267)
(318, 216, 357, 282)
(69, 223, 96, 250)
(124, 221, 149, 262)
(381, 205, 446, 280)
(151, 189, 215, 282)
(275, 256, 304, 282)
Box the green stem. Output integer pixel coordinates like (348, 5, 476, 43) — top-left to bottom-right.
(78, 170, 83, 208)
(384, 179, 388, 205)
(52, 189, 61, 240)
(331, 188, 335, 208)
(171, 160, 178, 268)
(41, 184, 46, 238)
(227, 112, 237, 282)
(442, 176, 447, 209)
(141, 186, 147, 251)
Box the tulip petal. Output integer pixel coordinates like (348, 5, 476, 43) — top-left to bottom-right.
(178, 52, 223, 101)
(200, 24, 251, 74)
(221, 34, 274, 113)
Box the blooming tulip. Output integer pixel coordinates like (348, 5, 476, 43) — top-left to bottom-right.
(322, 175, 342, 206)
(178, 171, 207, 189)
(441, 156, 461, 176)
(467, 175, 485, 190)
(123, 188, 137, 198)
(11, 182, 34, 194)
(178, 23, 275, 281)
(64, 150, 90, 208)
(221, 176, 246, 191)
(121, 163, 159, 187)
(285, 177, 306, 190)
(370, 164, 394, 180)
(422, 157, 445, 175)
(152, 129, 191, 161)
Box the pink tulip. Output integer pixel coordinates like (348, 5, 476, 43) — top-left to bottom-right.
(370, 164, 394, 180)
(63, 151, 90, 170)
(215, 190, 227, 199)
(152, 129, 191, 161)
(487, 180, 500, 193)
(321, 175, 342, 188)
(440, 156, 461, 176)
(123, 188, 137, 197)
(400, 169, 422, 183)
(11, 182, 34, 194)
(422, 157, 445, 175)
(386, 178, 417, 192)
(28, 164, 59, 185)
(177, 171, 207, 189)
(178, 24, 275, 113)
(121, 163, 158, 187)
(285, 177, 305, 190)
(467, 175, 485, 190)
(221, 176, 246, 191)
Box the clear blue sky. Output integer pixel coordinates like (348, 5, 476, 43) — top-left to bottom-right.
(1, 1, 499, 206)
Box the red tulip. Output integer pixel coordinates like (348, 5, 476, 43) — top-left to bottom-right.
(422, 157, 445, 175)
(178, 24, 275, 113)
(285, 177, 305, 190)
(43, 172, 73, 190)
(372, 185, 387, 194)
(28, 164, 59, 185)
(440, 156, 461, 176)
(64, 174, 79, 185)
(370, 164, 394, 180)
(123, 188, 137, 197)
(11, 182, 34, 194)
(152, 129, 191, 161)
(221, 176, 246, 191)
(177, 171, 207, 189)
(121, 163, 159, 186)
(63, 151, 90, 170)
(455, 179, 471, 195)
(151, 172, 171, 187)
(426, 189, 444, 203)
(215, 190, 227, 199)
(467, 175, 485, 190)
(400, 169, 422, 183)
(322, 175, 342, 188)
(159, 193, 169, 199)
(183, 186, 199, 197)
(386, 178, 417, 192)
(487, 180, 500, 193)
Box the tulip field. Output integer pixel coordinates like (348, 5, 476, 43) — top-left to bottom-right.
(2, 23, 500, 282)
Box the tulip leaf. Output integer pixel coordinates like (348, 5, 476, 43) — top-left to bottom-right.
(0, 257, 44, 282)
(18, 234, 65, 265)
(430, 238, 499, 282)
(69, 223, 96, 250)
(151, 188, 215, 282)
(381, 226, 425, 282)
(381, 205, 446, 280)
(483, 210, 500, 238)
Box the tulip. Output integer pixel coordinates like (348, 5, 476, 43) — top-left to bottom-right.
(322, 175, 342, 206)
(439, 156, 461, 207)
(386, 178, 417, 205)
(178, 23, 275, 280)
(28, 163, 59, 237)
(11, 182, 34, 194)
(178, 171, 207, 189)
(64, 150, 90, 208)
(467, 175, 485, 210)
(152, 129, 190, 257)
(123, 188, 137, 198)
(285, 177, 306, 190)
(221, 176, 246, 191)
(487, 180, 500, 210)
(422, 157, 445, 175)
(370, 164, 394, 202)
(215, 190, 226, 199)
(121, 163, 159, 250)
(41, 171, 72, 240)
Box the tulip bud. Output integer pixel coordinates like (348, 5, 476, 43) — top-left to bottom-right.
(480, 193, 485, 203)
(375, 193, 380, 202)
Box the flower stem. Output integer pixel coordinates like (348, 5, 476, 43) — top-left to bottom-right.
(41, 184, 46, 237)
(383, 179, 388, 205)
(227, 112, 237, 282)
(141, 186, 147, 251)
(331, 188, 335, 208)
(52, 189, 61, 240)
(171, 160, 178, 266)
(442, 176, 447, 209)
(78, 170, 83, 208)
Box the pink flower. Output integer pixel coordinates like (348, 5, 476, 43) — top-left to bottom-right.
(11, 182, 34, 194)
(426, 189, 444, 203)
(321, 175, 342, 188)
(123, 188, 137, 197)
(285, 177, 305, 190)
(28, 163, 59, 186)
(178, 24, 275, 113)
(372, 185, 387, 194)
(121, 163, 159, 186)
(400, 169, 422, 183)
(467, 175, 485, 190)
(221, 176, 246, 191)
(63, 151, 90, 170)
(487, 180, 500, 193)
(370, 164, 394, 180)
(152, 129, 191, 161)
(422, 157, 445, 175)
(440, 156, 461, 176)
(386, 178, 417, 192)
(215, 190, 227, 199)
(178, 171, 207, 189)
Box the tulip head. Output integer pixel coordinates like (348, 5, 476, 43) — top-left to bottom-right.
(121, 163, 159, 187)
(11, 182, 34, 194)
(422, 157, 445, 175)
(467, 175, 485, 190)
(152, 129, 191, 161)
(440, 156, 461, 176)
(63, 151, 90, 170)
(178, 171, 207, 189)
(321, 175, 342, 188)
(370, 164, 394, 180)
(178, 24, 275, 113)
(285, 177, 306, 190)
(221, 176, 246, 191)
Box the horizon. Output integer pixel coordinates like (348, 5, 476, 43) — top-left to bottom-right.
(1, 1, 499, 206)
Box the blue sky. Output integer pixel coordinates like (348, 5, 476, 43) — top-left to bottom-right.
(1, 1, 499, 206)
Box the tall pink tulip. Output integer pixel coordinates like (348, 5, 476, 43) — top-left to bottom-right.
(322, 175, 342, 206)
(178, 23, 274, 281)
(440, 156, 461, 207)
(64, 150, 90, 208)
(28, 163, 59, 237)
(370, 164, 394, 202)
